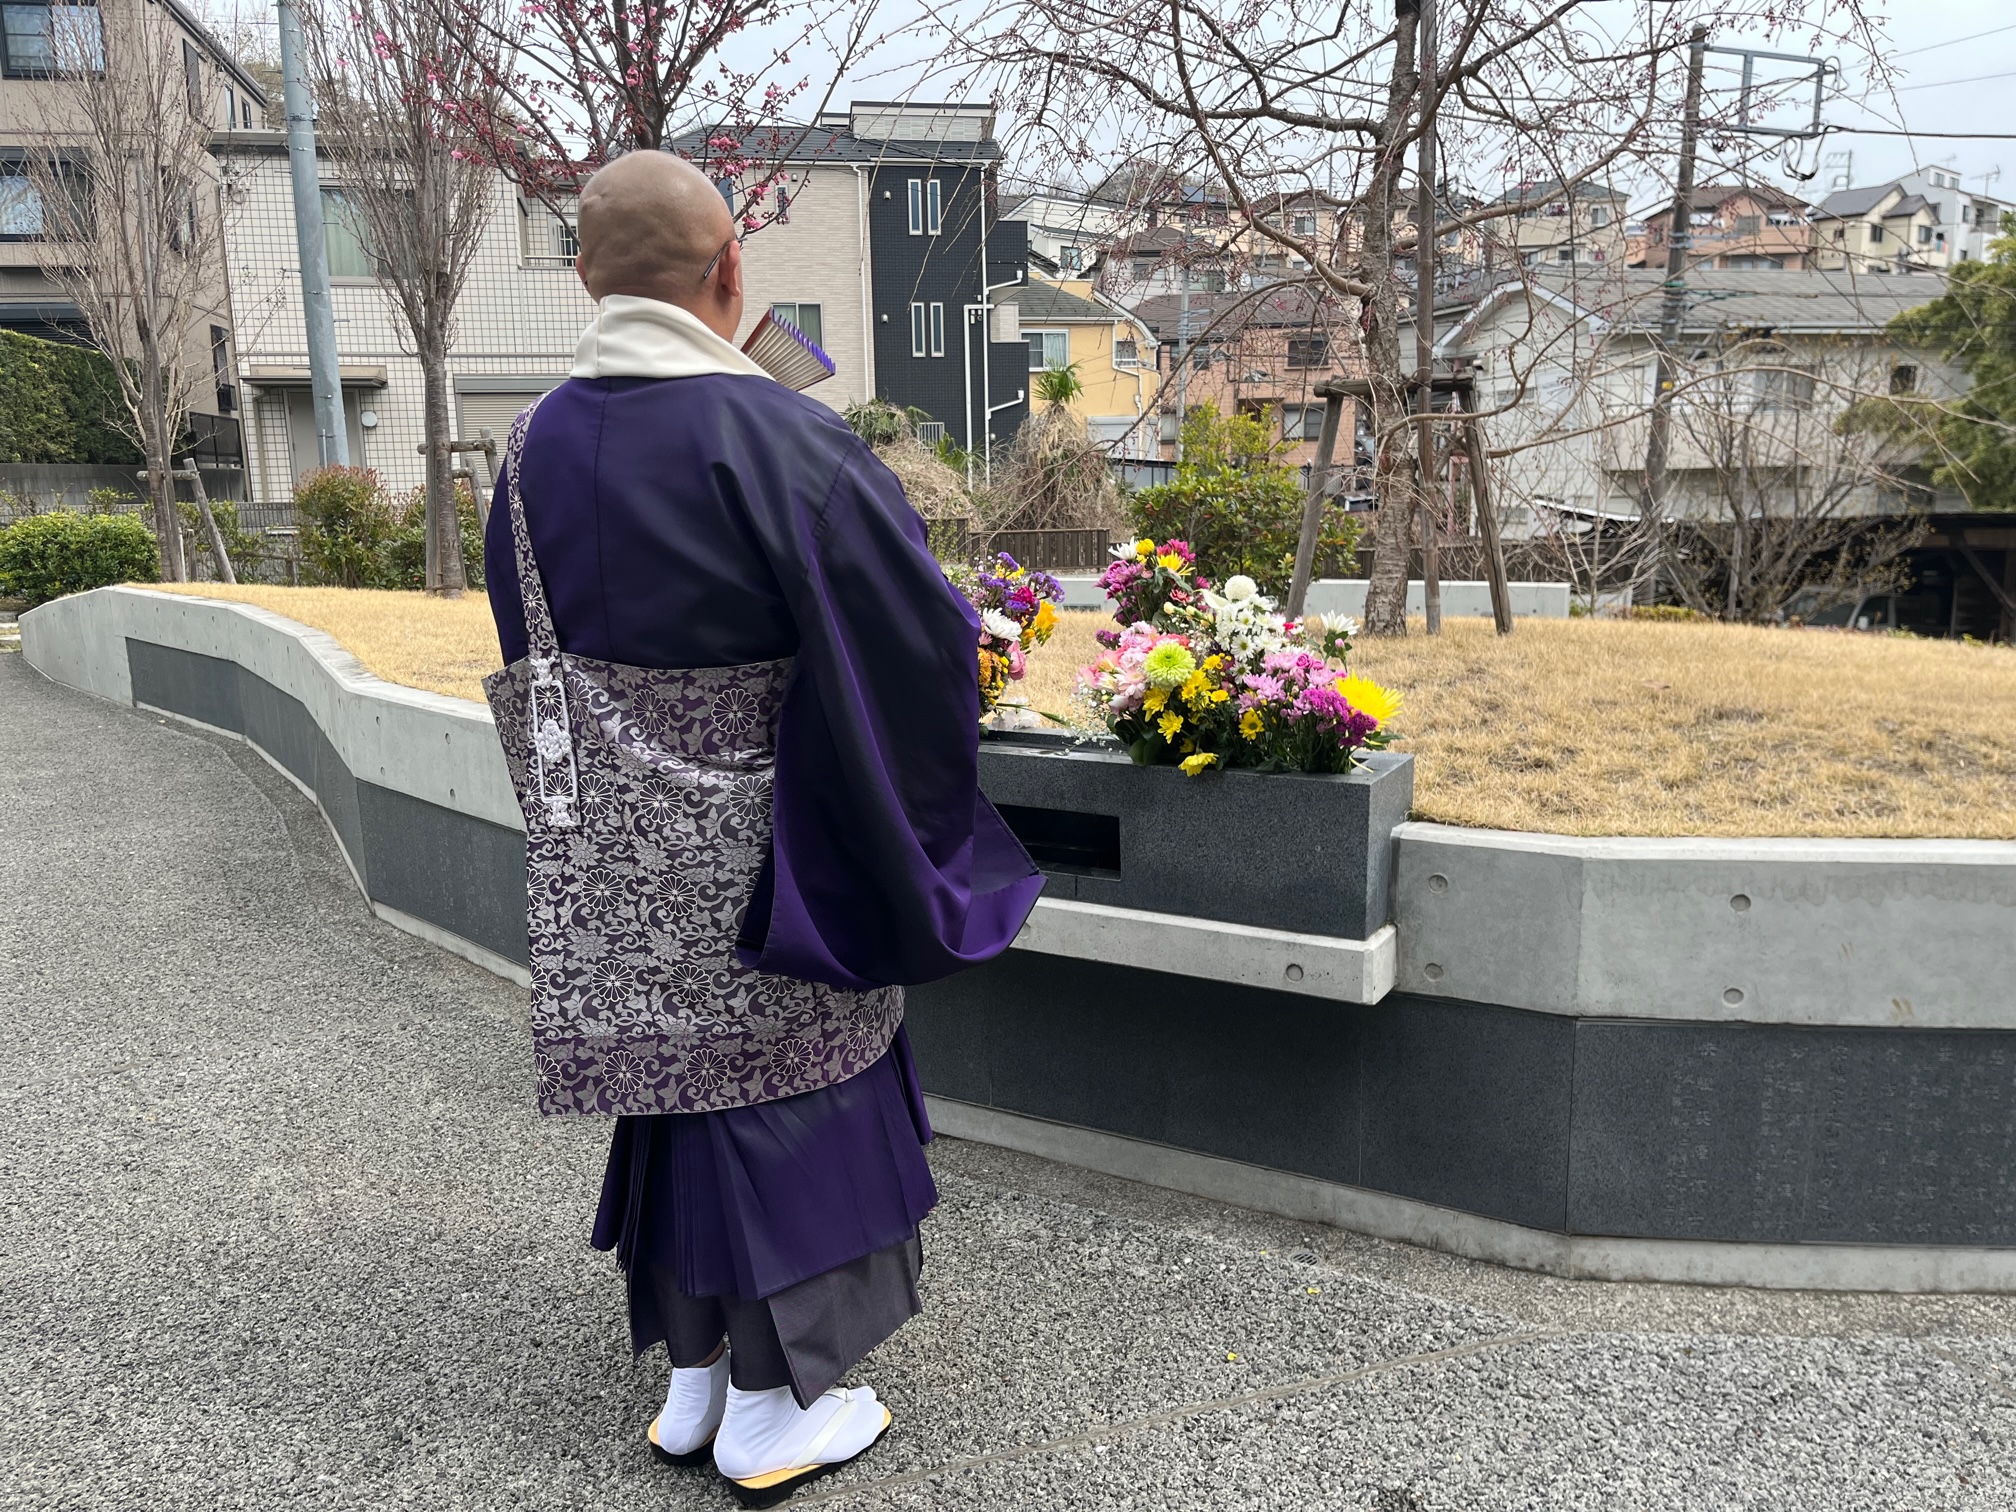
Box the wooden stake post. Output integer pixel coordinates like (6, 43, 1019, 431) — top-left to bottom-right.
(1289, 375, 1512, 634)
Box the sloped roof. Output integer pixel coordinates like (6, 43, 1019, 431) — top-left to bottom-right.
(1001, 282, 1126, 323)
(1645, 183, 1812, 221)
(1886, 193, 1931, 217)
(1492, 179, 1629, 207)
(1815, 183, 1902, 220)
(1131, 284, 1352, 337)
(1441, 266, 1946, 348)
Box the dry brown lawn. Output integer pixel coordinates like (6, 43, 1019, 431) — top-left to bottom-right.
(142, 584, 2016, 839)
(1022, 607, 2016, 839)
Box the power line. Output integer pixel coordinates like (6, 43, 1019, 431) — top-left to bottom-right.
(1893, 68, 2016, 93)
(1893, 22, 2016, 60)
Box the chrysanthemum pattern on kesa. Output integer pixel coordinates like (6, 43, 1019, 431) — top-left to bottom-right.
(484, 398, 901, 1116)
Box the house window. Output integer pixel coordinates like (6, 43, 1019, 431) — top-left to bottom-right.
(183, 38, 202, 117)
(1918, 225, 1934, 245)
(910, 302, 926, 357)
(1753, 364, 1815, 408)
(1286, 334, 1329, 369)
(1591, 206, 1610, 229)
(1735, 215, 1761, 235)
(1290, 212, 1317, 235)
(1026, 329, 1069, 370)
(322, 187, 375, 278)
(1181, 268, 1225, 292)
(225, 85, 236, 128)
(1869, 223, 1884, 244)
(210, 325, 234, 412)
(0, 151, 87, 239)
(1058, 245, 1082, 271)
(926, 179, 942, 235)
(241, 96, 251, 128)
(1130, 258, 1156, 281)
(2, 0, 101, 74)
(928, 302, 944, 357)
(1159, 412, 1179, 443)
(1283, 404, 1326, 441)
(907, 179, 923, 235)
(1890, 364, 1918, 394)
(1113, 336, 1140, 366)
(770, 302, 823, 348)
(1556, 246, 1574, 262)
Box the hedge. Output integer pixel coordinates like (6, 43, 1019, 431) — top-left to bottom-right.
(0, 330, 143, 466)
(0, 510, 160, 606)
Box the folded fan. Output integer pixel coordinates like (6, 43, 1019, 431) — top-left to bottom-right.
(742, 311, 837, 392)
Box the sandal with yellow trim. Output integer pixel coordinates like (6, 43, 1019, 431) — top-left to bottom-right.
(718, 1387, 893, 1509)
(647, 1415, 718, 1468)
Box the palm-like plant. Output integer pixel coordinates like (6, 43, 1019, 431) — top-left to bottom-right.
(1034, 362, 1084, 407)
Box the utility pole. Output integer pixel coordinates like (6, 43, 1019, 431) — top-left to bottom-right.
(276, 0, 348, 467)
(1641, 24, 1708, 564)
(1415, 0, 1441, 634)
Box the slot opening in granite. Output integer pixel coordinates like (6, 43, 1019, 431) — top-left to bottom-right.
(995, 804, 1122, 880)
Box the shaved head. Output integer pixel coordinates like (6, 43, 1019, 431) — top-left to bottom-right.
(574, 151, 743, 337)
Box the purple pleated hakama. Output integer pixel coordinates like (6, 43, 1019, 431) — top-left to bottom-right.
(486, 367, 1041, 1402)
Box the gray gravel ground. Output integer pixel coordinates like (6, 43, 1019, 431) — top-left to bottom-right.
(6, 649, 2016, 1512)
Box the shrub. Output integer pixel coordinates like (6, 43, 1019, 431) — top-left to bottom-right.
(986, 404, 1125, 533)
(1130, 404, 1360, 593)
(0, 510, 160, 606)
(385, 481, 487, 591)
(1630, 604, 1704, 622)
(295, 465, 397, 587)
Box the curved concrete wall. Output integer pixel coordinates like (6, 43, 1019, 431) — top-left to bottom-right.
(22, 587, 2016, 1291)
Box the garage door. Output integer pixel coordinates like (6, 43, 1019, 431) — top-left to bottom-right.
(456, 384, 563, 485)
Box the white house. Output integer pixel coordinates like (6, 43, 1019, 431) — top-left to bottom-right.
(1434, 266, 1966, 523)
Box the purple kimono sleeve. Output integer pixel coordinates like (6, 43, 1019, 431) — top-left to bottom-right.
(735, 446, 1043, 990)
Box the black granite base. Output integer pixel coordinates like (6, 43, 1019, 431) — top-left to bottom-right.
(979, 731, 1413, 938)
(907, 952, 2016, 1247)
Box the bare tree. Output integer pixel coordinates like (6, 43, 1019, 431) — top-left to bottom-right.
(302, 0, 505, 594)
(953, 0, 1886, 633)
(1660, 339, 1927, 620)
(19, 1, 238, 581)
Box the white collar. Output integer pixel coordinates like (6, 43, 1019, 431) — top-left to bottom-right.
(570, 294, 774, 382)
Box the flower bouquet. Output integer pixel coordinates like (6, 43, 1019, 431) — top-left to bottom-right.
(947, 552, 1065, 717)
(1076, 537, 1400, 776)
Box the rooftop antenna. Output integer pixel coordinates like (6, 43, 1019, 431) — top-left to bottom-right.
(1822, 149, 1853, 192)
(1973, 166, 2003, 197)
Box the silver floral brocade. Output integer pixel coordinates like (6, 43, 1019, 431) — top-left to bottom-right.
(482, 397, 902, 1116)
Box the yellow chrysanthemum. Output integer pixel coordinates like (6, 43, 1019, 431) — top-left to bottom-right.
(1210, 688, 1230, 704)
(1333, 673, 1402, 726)
(1179, 669, 1210, 704)
(1240, 708, 1264, 739)
(1029, 600, 1059, 642)
(1156, 552, 1185, 571)
(1143, 686, 1169, 714)
(1180, 752, 1220, 776)
(1158, 711, 1184, 741)
(1135, 537, 1156, 559)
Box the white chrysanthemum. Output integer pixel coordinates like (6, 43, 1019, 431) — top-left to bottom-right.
(981, 608, 1022, 640)
(1224, 574, 1258, 601)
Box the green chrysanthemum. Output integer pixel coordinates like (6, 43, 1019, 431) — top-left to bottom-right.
(1143, 641, 1197, 690)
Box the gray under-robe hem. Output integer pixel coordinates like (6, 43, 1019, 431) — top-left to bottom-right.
(642, 1229, 924, 1407)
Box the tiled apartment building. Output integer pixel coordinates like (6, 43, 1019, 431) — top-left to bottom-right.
(216, 133, 596, 500)
(2, 0, 269, 483)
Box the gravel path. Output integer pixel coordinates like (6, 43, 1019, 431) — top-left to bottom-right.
(6, 649, 2016, 1511)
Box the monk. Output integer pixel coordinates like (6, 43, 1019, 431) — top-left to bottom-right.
(482, 151, 1042, 1506)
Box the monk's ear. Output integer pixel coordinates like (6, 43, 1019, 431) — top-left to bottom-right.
(718, 239, 745, 301)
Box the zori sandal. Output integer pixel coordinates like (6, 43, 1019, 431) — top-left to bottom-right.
(717, 1385, 893, 1508)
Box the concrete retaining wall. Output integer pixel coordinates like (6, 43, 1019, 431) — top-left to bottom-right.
(21, 586, 2016, 1290)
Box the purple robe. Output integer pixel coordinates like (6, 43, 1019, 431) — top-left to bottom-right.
(485, 372, 1041, 1303)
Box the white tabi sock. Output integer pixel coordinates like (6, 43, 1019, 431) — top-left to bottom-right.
(713, 1382, 890, 1486)
(652, 1350, 731, 1457)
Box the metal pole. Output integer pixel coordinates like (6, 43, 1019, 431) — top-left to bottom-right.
(1643, 26, 1707, 559)
(1415, 0, 1441, 634)
(277, 0, 348, 468)
(1173, 275, 1190, 461)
